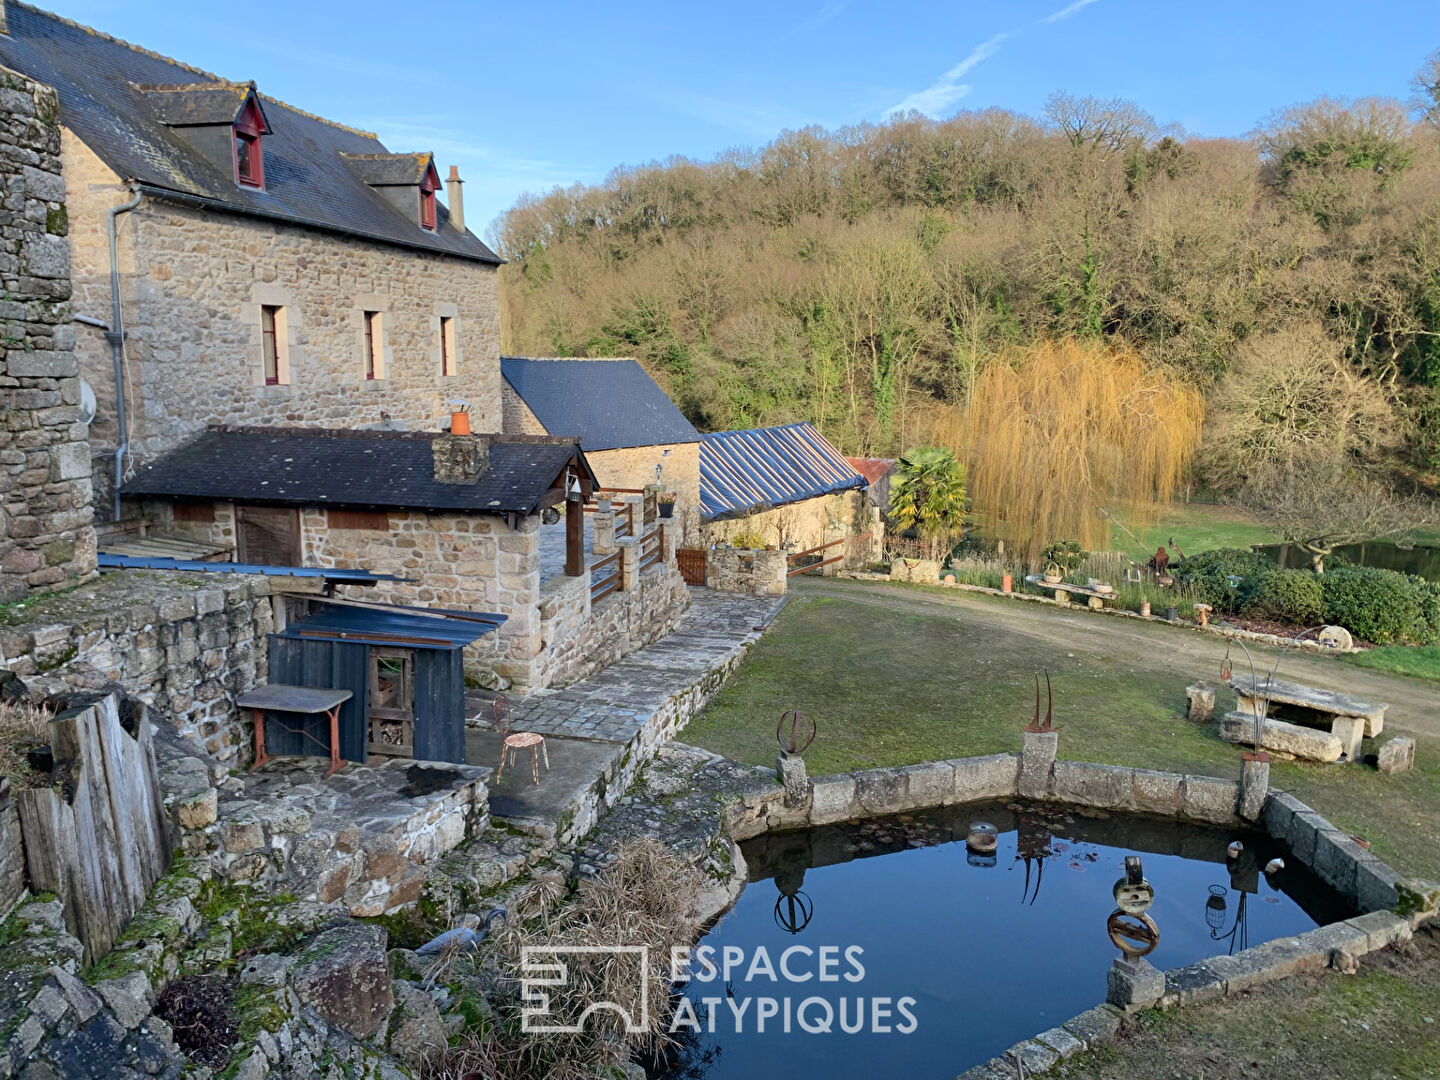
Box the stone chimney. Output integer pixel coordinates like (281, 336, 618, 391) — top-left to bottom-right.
(432, 433, 490, 484)
(446, 165, 464, 233)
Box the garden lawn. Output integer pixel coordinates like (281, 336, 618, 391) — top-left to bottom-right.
(1106, 499, 1280, 559)
(1343, 644, 1440, 686)
(682, 591, 1440, 883)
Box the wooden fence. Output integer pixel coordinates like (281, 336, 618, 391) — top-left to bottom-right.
(17, 693, 170, 965)
(591, 550, 621, 602)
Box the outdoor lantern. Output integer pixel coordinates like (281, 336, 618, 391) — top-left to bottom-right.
(1205, 884, 1228, 930)
(567, 475, 582, 501)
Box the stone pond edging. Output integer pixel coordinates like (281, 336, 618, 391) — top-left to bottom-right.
(707, 744, 1438, 1080)
(835, 571, 1361, 655)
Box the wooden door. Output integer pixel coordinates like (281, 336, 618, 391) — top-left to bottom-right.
(236, 506, 301, 566)
(368, 647, 415, 757)
(676, 547, 707, 586)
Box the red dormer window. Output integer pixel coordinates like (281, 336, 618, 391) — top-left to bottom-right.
(419, 161, 440, 230)
(233, 96, 266, 189)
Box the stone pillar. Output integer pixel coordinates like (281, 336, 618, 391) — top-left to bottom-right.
(617, 537, 638, 591)
(660, 520, 677, 564)
(1186, 682, 1215, 723)
(1239, 751, 1270, 821)
(593, 507, 616, 555)
(1106, 958, 1164, 1012)
(1018, 729, 1058, 799)
(1377, 737, 1415, 774)
(777, 754, 808, 808)
(1332, 716, 1364, 763)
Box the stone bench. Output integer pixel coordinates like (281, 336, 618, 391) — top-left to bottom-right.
(1023, 575, 1117, 610)
(1218, 711, 1344, 763)
(1225, 674, 1387, 740)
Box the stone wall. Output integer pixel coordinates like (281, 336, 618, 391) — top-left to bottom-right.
(0, 68, 95, 601)
(704, 489, 881, 567)
(500, 377, 547, 435)
(0, 571, 273, 767)
(706, 546, 787, 595)
(588, 442, 701, 515)
(534, 556, 689, 690)
(63, 133, 502, 512)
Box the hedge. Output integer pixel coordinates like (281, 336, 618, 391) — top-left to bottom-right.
(1320, 565, 1440, 646)
(1169, 548, 1272, 613)
(1237, 569, 1325, 626)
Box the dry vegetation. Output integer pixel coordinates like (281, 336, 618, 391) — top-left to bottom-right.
(0, 700, 52, 790)
(494, 77, 1440, 549)
(422, 839, 702, 1080)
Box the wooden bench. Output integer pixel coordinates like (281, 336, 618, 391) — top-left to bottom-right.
(1223, 675, 1387, 763)
(1023, 575, 1117, 610)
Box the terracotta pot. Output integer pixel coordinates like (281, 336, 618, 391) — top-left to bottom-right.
(450, 410, 471, 435)
(1001, 574, 1013, 593)
(1139, 600, 1151, 618)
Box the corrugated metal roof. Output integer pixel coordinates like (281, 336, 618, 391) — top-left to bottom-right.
(846, 457, 895, 485)
(500, 357, 700, 452)
(699, 423, 867, 521)
(278, 599, 505, 650)
(98, 552, 407, 582)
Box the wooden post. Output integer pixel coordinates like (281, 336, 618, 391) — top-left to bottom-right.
(565, 492, 585, 577)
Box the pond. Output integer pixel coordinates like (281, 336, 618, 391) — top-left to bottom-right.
(1256, 541, 1440, 582)
(652, 801, 1354, 1080)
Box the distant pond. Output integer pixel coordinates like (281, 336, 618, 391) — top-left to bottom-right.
(1256, 541, 1440, 582)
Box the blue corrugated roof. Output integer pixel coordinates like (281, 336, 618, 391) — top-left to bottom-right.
(699, 423, 867, 521)
(279, 599, 505, 650)
(98, 553, 408, 582)
(501, 357, 701, 452)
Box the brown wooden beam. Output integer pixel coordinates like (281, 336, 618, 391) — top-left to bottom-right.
(565, 494, 585, 577)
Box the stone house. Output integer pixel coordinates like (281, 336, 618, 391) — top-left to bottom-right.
(700, 422, 882, 568)
(500, 356, 702, 538)
(124, 426, 688, 692)
(0, 2, 503, 519)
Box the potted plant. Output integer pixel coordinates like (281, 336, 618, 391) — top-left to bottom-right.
(657, 491, 676, 519)
(1043, 561, 1063, 584)
(596, 494, 612, 513)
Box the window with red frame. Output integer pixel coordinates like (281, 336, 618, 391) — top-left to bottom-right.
(233, 97, 266, 188)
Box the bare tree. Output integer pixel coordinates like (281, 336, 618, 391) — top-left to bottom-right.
(1243, 454, 1434, 573)
(1044, 92, 1156, 156)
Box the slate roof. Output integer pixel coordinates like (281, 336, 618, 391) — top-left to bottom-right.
(0, 3, 500, 264)
(138, 81, 262, 126)
(122, 428, 596, 516)
(501, 357, 700, 452)
(699, 423, 867, 521)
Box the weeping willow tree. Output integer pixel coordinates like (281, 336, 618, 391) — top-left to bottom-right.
(947, 338, 1204, 563)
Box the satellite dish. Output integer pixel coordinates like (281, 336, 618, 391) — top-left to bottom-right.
(77, 378, 97, 425)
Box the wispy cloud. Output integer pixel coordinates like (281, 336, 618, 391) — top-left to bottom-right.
(1042, 0, 1101, 24)
(793, 0, 853, 36)
(662, 92, 816, 140)
(882, 33, 1008, 118)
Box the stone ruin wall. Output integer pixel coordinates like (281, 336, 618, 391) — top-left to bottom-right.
(0, 67, 95, 601)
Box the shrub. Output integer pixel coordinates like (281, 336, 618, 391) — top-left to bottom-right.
(1237, 569, 1324, 626)
(1041, 539, 1087, 572)
(1321, 566, 1440, 645)
(1168, 548, 1271, 612)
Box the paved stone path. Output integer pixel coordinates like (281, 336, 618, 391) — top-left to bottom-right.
(475, 588, 786, 745)
(466, 587, 786, 839)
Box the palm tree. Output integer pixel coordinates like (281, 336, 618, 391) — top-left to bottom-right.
(889, 446, 967, 559)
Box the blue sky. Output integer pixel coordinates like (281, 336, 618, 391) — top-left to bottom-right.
(58, 1, 1440, 241)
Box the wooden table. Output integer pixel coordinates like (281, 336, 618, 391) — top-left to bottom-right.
(237, 685, 354, 777)
(1024, 575, 1117, 609)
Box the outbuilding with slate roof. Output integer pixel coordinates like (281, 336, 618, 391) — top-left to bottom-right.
(0, 1, 504, 518)
(500, 356, 702, 534)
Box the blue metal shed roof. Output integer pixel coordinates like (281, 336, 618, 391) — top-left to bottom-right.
(699, 423, 867, 521)
(278, 599, 506, 650)
(98, 553, 408, 583)
(501, 357, 701, 452)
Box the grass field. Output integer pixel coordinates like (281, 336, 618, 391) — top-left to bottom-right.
(684, 592, 1440, 882)
(1344, 644, 1440, 686)
(1104, 499, 1282, 558)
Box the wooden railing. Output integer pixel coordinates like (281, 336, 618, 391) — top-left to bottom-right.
(786, 531, 872, 577)
(638, 525, 663, 573)
(590, 549, 621, 602)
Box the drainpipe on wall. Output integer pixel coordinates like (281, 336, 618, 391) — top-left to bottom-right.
(106, 187, 142, 521)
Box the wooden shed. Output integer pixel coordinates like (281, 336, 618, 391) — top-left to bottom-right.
(262, 599, 505, 766)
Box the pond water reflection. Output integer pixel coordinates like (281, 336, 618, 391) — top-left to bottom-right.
(653, 801, 1353, 1080)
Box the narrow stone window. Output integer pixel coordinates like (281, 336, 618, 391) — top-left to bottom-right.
(440, 315, 456, 376)
(363, 310, 384, 380)
(261, 304, 283, 385)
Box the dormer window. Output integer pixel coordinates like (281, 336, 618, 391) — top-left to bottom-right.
(233, 97, 266, 188)
(420, 171, 438, 231)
